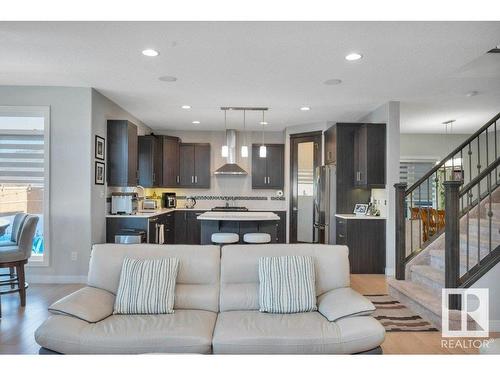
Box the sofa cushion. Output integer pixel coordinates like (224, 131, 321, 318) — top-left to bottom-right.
(87, 244, 220, 312)
(212, 310, 385, 354)
(318, 287, 375, 321)
(259, 256, 317, 313)
(220, 244, 350, 311)
(114, 257, 179, 314)
(35, 310, 217, 354)
(49, 287, 115, 323)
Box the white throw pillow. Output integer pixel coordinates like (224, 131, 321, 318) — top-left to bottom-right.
(259, 256, 317, 313)
(114, 257, 179, 314)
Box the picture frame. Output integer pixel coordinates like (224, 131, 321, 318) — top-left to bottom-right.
(353, 203, 369, 216)
(95, 161, 105, 185)
(95, 135, 105, 160)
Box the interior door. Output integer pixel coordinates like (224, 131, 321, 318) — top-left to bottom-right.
(179, 144, 195, 186)
(289, 132, 322, 243)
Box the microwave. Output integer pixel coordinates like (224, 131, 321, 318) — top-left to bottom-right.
(111, 193, 138, 215)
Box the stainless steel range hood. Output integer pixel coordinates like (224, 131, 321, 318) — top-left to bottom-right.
(214, 129, 248, 175)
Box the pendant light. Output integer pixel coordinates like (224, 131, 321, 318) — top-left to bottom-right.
(221, 109, 229, 158)
(259, 110, 267, 158)
(241, 110, 249, 158)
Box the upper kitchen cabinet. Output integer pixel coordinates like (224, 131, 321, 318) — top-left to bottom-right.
(107, 120, 138, 186)
(138, 135, 163, 188)
(324, 125, 337, 165)
(251, 144, 284, 189)
(179, 143, 211, 188)
(353, 124, 386, 188)
(162, 136, 180, 187)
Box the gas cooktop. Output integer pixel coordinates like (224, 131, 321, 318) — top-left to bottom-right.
(211, 206, 249, 212)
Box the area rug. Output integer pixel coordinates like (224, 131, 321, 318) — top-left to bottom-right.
(364, 294, 438, 332)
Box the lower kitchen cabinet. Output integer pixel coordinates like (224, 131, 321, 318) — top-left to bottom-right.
(174, 210, 205, 244)
(335, 217, 386, 274)
(149, 212, 175, 244)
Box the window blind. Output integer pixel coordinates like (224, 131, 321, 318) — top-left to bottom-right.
(0, 134, 44, 187)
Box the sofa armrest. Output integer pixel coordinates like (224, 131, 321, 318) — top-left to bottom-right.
(48, 286, 115, 323)
(318, 287, 375, 322)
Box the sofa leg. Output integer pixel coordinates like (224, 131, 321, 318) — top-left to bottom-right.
(354, 346, 383, 355)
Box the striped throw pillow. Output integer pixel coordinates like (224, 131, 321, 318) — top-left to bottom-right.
(114, 257, 179, 314)
(259, 256, 317, 314)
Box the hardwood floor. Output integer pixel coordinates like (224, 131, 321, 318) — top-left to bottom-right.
(0, 276, 496, 354)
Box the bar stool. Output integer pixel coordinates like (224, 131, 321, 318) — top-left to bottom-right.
(243, 233, 271, 244)
(0, 213, 28, 283)
(211, 233, 239, 245)
(0, 215, 39, 317)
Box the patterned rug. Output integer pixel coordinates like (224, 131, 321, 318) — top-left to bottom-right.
(364, 294, 438, 332)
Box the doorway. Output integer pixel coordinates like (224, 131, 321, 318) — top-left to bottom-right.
(289, 132, 322, 243)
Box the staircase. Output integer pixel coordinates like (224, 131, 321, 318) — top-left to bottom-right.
(389, 112, 500, 330)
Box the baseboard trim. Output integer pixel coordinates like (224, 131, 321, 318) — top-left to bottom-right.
(26, 275, 87, 284)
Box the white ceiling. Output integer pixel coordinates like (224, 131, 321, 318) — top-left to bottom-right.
(0, 21, 499, 133)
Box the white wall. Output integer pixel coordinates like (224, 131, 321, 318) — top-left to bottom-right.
(152, 129, 287, 211)
(400, 133, 469, 160)
(359, 102, 400, 276)
(471, 262, 500, 332)
(0, 86, 92, 282)
(91, 89, 150, 246)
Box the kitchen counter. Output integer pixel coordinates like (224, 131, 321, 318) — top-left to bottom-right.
(197, 211, 280, 221)
(335, 214, 386, 220)
(106, 208, 175, 219)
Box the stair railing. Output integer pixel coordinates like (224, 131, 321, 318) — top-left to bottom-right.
(395, 112, 500, 280)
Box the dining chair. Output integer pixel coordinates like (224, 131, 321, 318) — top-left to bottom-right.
(0, 215, 39, 316)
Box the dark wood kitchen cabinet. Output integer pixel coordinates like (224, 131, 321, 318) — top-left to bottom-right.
(174, 210, 205, 244)
(138, 135, 163, 187)
(107, 120, 138, 186)
(335, 217, 386, 274)
(179, 143, 210, 188)
(354, 124, 386, 188)
(162, 136, 180, 187)
(251, 144, 284, 189)
(324, 125, 337, 165)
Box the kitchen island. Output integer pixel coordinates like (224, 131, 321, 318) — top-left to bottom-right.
(197, 211, 281, 244)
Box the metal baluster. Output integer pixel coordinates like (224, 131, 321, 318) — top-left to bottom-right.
(468, 143, 473, 186)
(418, 185, 422, 247)
(460, 148, 464, 183)
(487, 173, 492, 255)
(486, 126, 489, 169)
(477, 135, 481, 181)
(466, 190, 470, 274)
(427, 178, 431, 238)
(434, 171, 439, 210)
(410, 191, 414, 254)
(495, 121, 498, 185)
(477, 181, 481, 266)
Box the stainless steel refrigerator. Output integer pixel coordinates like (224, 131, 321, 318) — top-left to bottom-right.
(313, 164, 337, 244)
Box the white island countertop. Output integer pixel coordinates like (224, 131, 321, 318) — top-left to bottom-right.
(335, 214, 386, 220)
(197, 211, 280, 221)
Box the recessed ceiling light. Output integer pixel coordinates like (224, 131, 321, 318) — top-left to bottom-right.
(345, 53, 362, 61)
(324, 79, 342, 85)
(181, 105, 191, 109)
(260, 121, 268, 125)
(158, 75, 177, 82)
(142, 49, 159, 57)
(300, 106, 311, 111)
(466, 91, 479, 97)
(192, 121, 200, 124)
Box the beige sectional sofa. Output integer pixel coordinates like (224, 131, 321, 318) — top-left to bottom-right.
(35, 243, 385, 354)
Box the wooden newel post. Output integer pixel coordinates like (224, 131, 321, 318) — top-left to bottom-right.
(394, 183, 407, 280)
(444, 180, 461, 310)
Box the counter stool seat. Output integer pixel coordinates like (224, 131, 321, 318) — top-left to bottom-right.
(211, 233, 239, 244)
(243, 233, 271, 244)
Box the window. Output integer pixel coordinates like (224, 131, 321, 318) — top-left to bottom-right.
(0, 107, 50, 265)
(400, 159, 438, 207)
